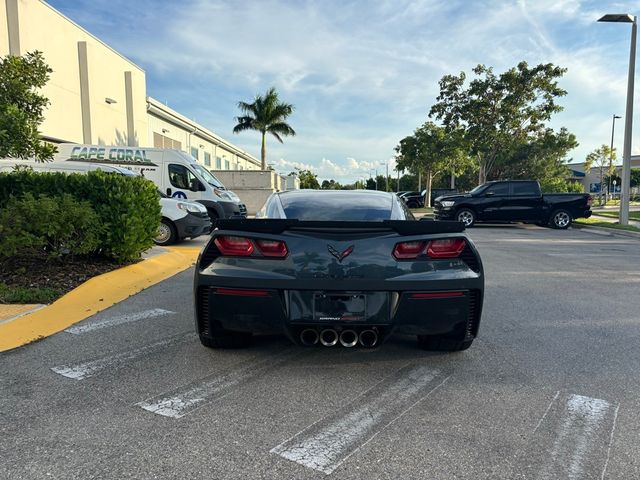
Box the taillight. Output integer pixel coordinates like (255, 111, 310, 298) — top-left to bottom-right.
(214, 236, 254, 256)
(255, 239, 288, 258)
(427, 238, 466, 258)
(393, 241, 427, 259)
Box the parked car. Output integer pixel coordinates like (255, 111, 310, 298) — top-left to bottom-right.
(195, 190, 484, 352)
(0, 159, 211, 245)
(433, 180, 592, 229)
(403, 188, 459, 208)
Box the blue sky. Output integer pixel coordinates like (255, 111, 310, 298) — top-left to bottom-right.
(49, 0, 640, 182)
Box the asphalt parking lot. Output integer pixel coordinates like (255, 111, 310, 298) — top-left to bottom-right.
(1, 225, 639, 479)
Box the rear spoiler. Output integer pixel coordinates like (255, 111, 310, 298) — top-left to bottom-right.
(214, 218, 465, 235)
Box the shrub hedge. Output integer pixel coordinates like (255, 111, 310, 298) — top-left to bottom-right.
(0, 170, 161, 262)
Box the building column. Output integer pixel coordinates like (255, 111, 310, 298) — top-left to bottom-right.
(77, 41, 92, 144)
(5, 0, 20, 56)
(124, 71, 136, 146)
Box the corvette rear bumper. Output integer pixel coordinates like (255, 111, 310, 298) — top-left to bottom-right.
(195, 282, 483, 344)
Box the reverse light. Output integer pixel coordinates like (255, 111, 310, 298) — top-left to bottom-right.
(426, 238, 466, 258)
(393, 241, 427, 259)
(255, 239, 288, 258)
(214, 236, 254, 256)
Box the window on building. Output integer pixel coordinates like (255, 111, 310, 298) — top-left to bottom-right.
(153, 132, 181, 150)
(225, 159, 230, 170)
(215, 156, 222, 169)
(204, 152, 211, 167)
(190, 147, 199, 160)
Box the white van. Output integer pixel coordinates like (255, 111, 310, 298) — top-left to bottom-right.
(0, 159, 211, 246)
(53, 144, 247, 220)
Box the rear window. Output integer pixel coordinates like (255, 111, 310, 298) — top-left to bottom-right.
(280, 193, 393, 221)
(511, 182, 539, 196)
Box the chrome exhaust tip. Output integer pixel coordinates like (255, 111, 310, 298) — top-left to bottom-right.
(339, 329, 358, 348)
(359, 329, 378, 348)
(300, 329, 319, 346)
(319, 329, 339, 347)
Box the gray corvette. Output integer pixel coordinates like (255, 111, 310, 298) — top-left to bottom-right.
(194, 190, 484, 351)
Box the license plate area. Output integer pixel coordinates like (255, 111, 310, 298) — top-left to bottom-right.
(313, 293, 366, 322)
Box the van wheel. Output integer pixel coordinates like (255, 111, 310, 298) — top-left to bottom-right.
(550, 209, 572, 229)
(154, 218, 177, 245)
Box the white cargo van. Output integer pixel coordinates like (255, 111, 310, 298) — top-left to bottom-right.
(53, 144, 247, 220)
(0, 159, 211, 246)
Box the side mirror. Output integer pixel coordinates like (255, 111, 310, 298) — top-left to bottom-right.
(190, 179, 204, 192)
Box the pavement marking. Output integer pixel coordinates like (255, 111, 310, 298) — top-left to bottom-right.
(515, 392, 619, 480)
(601, 403, 620, 480)
(271, 364, 448, 475)
(136, 348, 300, 418)
(65, 308, 175, 334)
(51, 332, 195, 380)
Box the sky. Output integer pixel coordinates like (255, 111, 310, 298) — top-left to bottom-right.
(48, 0, 640, 182)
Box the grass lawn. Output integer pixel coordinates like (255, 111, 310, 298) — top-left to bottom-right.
(0, 283, 61, 304)
(574, 218, 640, 233)
(593, 211, 640, 221)
(410, 207, 434, 214)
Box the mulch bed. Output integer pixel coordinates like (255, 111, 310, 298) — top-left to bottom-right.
(0, 254, 135, 303)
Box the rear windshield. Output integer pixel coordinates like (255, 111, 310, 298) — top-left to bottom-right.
(280, 193, 393, 221)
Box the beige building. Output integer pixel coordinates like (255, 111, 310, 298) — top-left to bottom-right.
(1, 0, 260, 170)
(568, 156, 640, 195)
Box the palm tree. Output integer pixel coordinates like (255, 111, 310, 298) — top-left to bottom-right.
(233, 87, 296, 170)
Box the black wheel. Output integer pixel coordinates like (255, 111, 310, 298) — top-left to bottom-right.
(154, 218, 177, 245)
(550, 209, 572, 229)
(207, 209, 219, 233)
(417, 335, 473, 352)
(407, 200, 419, 209)
(200, 331, 253, 349)
(455, 208, 476, 227)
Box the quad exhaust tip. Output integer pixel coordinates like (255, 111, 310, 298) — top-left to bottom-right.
(300, 329, 319, 346)
(339, 329, 358, 348)
(319, 329, 339, 347)
(359, 329, 378, 348)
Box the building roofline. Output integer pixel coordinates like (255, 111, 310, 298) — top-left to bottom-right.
(146, 96, 260, 166)
(40, 0, 145, 74)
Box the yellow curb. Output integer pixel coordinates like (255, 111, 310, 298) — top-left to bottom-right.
(0, 246, 201, 352)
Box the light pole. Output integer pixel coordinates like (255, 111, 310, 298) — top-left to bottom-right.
(598, 13, 637, 225)
(609, 114, 621, 201)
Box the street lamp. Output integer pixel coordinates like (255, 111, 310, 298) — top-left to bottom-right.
(598, 13, 637, 225)
(609, 114, 622, 201)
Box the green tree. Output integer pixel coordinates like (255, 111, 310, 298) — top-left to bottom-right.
(395, 122, 461, 206)
(233, 87, 295, 170)
(585, 145, 616, 205)
(430, 62, 570, 184)
(0, 51, 56, 162)
(295, 169, 319, 189)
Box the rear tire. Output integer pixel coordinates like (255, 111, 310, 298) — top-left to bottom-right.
(417, 335, 473, 352)
(199, 331, 253, 349)
(550, 209, 572, 229)
(407, 200, 419, 208)
(455, 208, 476, 227)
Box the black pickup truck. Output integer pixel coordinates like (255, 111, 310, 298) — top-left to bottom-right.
(433, 180, 592, 229)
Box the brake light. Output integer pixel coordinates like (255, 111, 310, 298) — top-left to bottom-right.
(426, 238, 466, 258)
(255, 239, 288, 258)
(393, 241, 427, 259)
(410, 291, 465, 299)
(214, 236, 254, 256)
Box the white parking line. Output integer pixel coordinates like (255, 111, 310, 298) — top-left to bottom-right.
(51, 333, 195, 380)
(516, 392, 619, 480)
(65, 308, 175, 334)
(271, 364, 448, 475)
(136, 349, 299, 418)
